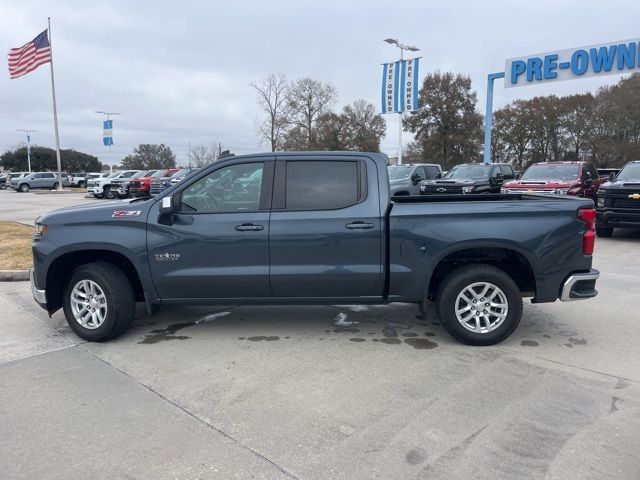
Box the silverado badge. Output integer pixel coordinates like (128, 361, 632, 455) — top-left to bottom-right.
(628, 193, 640, 200)
(112, 210, 142, 217)
(155, 252, 181, 262)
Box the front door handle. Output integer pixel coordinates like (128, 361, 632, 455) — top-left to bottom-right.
(235, 223, 264, 232)
(345, 221, 375, 230)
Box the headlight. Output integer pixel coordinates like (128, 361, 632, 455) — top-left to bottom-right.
(462, 186, 474, 194)
(597, 197, 605, 208)
(33, 223, 47, 239)
(555, 188, 569, 195)
(500, 188, 508, 194)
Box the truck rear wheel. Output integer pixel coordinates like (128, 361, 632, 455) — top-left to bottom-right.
(103, 186, 115, 199)
(62, 262, 135, 342)
(19, 183, 30, 193)
(435, 264, 522, 346)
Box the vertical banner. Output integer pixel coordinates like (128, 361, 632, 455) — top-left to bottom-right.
(103, 119, 113, 146)
(381, 58, 420, 113)
(381, 61, 399, 113)
(401, 57, 420, 112)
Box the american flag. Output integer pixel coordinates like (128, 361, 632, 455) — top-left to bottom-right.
(8, 29, 51, 79)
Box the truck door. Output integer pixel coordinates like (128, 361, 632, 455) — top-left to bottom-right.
(147, 159, 274, 300)
(268, 156, 383, 299)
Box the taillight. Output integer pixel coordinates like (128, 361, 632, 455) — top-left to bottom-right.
(578, 208, 596, 255)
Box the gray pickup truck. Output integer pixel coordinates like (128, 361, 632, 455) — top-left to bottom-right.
(31, 152, 599, 345)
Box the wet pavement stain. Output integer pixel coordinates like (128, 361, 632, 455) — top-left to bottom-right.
(380, 338, 402, 345)
(137, 311, 231, 344)
(568, 337, 588, 345)
(615, 378, 630, 390)
(333, 327, 360, 333)
(404, 338, 438, 349)
(246, 336, 280, 342)
(382, 326, 398, 337)
(402, 332, 418, 337)
(520, 340, 539, 347)
(349, 338, 366, 342)
(424, 332, 436, 337)
(543, 334, 551, 338)
(406, 447, 428, 465)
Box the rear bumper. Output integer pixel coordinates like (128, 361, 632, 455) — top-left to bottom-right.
(560, 269, 599, 302)
(597, 210, 640, 228)
(30, 267, 47, 308)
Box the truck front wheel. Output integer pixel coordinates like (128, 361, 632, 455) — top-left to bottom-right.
(435, 264, 522, 346)
(62, 262, 135, 341)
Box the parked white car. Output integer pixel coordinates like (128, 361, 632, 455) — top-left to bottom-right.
(86, 170, 138, 199)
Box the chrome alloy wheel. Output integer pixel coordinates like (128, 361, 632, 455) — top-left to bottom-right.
(454, 282, 508, 334)
(70, 280, 108, 329)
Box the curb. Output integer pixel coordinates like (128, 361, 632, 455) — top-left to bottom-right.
(0, 270, 29, 282)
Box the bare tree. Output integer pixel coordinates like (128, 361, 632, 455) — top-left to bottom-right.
(190, 144, 218, 167)
(285, 78, 337, 150)
(250, 73, 291, 152)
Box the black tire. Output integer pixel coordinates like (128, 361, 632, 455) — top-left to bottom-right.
(596, 225, 613, 238)
(62, 262, 136, 341)
(93, 194, 103, 199)
(19, 183, 30, 193)
(78, 181, 85, 188)
(53, 182, 59, 190)
(104, 185, 115, 199)
(435, 264, 522, 346)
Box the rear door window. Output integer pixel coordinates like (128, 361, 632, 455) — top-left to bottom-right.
(285, 161, 360, 210)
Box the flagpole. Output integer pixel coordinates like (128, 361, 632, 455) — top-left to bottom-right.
(47, 17, 63, 191)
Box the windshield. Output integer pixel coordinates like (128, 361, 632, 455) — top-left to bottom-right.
(151, 170, 166, 178)
(388, 165, 413, 180)
(617, 163, 640, 181)
(444, 165, 491, 179)
(131, 171, 149, 179)
(171, 169, 187, 179)
(522, 164, 580, 181)
(107, 172, 120, 178)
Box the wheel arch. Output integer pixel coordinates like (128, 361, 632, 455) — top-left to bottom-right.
(426, 243, 537, 300)
(45, 249, 145, 313)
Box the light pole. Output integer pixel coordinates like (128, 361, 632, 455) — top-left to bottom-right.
(384, 38, 419, 165)
(17, 129, 37, 172)
(95, 111, 121, 167)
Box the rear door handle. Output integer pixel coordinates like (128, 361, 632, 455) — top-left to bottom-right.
(235, 223, 264, 232)
(345, 221, 375, 230)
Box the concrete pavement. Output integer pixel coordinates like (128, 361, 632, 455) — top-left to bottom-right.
(1, 230, 640, 479)
(0, 188, 102, 225)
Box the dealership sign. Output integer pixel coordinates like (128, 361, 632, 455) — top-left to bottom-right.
(505, 39, 640, 88)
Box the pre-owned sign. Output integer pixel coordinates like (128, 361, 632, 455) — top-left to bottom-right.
(505, 39, 640, 88)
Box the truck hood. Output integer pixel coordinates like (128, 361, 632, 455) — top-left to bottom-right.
(36, 198, 154, 225)
(503, 179, 578, 189)
(422, 178, 485, 186)
(599, 180, 640, 191)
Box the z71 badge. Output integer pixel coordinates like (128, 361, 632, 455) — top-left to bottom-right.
(112, 210, 142, 217)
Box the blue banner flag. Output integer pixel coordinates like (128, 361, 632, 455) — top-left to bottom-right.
(103, 119, 113, 146)
(381, 57, 420, 113)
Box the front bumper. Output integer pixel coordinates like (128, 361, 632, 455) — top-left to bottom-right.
(560, 269, 599, 302)
(30, 267, 47, 307)
(597, 210, 640, 229)
(87, 185, 104, 194)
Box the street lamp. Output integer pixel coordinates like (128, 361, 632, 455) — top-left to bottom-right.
(95, 110, 121, 167)
(17, 129, 37, 172)
(384, 38, 420, 165)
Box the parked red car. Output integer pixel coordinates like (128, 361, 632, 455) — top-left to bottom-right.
(501, 161, 604, 200)
(129, 168, 180, 197)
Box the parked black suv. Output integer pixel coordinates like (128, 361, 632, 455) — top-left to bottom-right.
(595, 160, 640, 237)
(420, 163, 516, 195)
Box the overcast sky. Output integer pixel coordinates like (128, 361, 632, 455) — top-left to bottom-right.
(2, 0, 640, 165)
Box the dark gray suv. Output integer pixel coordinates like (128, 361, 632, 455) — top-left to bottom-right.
(388, 163, 443, 196)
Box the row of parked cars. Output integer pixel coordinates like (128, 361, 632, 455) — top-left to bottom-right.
(388, 159, 640, 237)
(86, 167, 198, 199)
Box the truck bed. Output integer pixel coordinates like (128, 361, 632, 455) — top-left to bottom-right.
(391, 193, 593, 204)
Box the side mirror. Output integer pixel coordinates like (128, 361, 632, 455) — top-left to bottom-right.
(493, 172, 504, 184)
(410, 173, 420, 185)
(516, 172, 522, 180)
(609, 172, 616, 182)
(435, 172, 442, 179)
(160, 195, 175, 215)
(583, 171, 593, 187)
